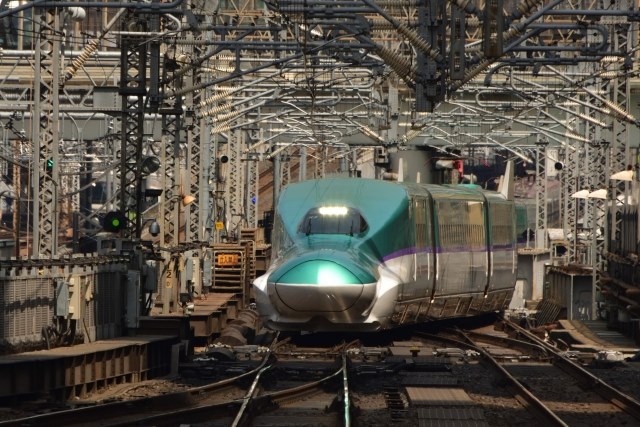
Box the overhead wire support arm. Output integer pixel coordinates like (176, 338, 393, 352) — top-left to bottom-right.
(166, 52, 305, 99)
(503, 23, 610, 55)
(450, 0, 563, 92)
(159, 28, 258, 87)
(447, 0, 480, 17)
(163, 28, 375, 90)
(361, 0, 442, 63)
(165, 28, 375, 99)
(0, 0, 185, 19)
(543, 64, 639, 126)
(351, 33, 416, 87)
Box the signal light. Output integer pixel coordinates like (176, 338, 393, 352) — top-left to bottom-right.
(46, 158, 54, 172)
(103, 211, 127, 232)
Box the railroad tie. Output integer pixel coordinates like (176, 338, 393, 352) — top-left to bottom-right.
(383, 386, 407, 420)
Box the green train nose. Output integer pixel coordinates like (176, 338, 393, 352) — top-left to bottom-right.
(277, 260, 361, 285)
(271, 260, 375, 312)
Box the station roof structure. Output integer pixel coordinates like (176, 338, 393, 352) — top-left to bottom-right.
(0, 0, 636, 260)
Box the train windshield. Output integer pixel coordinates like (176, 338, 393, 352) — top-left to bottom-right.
(298, 206, 368, 236)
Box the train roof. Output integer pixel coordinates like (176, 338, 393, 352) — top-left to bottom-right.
(402, 181, 509, 202)
(278, 178, 509, 214)
(276, 178, 407, 235)
(276, 178, 511, 238)
(283, 178, 510, 203)
(278, 177, 407, 212)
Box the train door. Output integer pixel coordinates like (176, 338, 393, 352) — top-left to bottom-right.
(434, 198, 469, 295)
(434, 198, 487, 295)
(398, 196, 430, 300)
(487, 201, 517, 293)
(467, 200, 487, 293)
(414, 196, 431, 298)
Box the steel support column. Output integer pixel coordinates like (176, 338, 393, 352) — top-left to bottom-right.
(534, 140, 548, 249)
(225, 128, 244, 239)
(245, 138, 258, 228)
(608, 4, 635, 253)
(119, 15, 147, 239)
(158, 65, 183, 314)
(32, 8, 61, 257)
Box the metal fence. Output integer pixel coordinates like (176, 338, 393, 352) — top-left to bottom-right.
(1, 259, 128, 353)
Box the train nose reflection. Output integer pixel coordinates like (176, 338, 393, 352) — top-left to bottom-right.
(272, 260, 364, 312)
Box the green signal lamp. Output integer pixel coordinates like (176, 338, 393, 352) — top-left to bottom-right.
(103, 211, 127, 232)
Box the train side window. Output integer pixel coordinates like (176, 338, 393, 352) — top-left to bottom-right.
(298, 207, 368, 236)
(413, 197, 428, 247)
(436, 201, 460, 248)
(491, 203, 515, 245)
(437, 200, 485, 248)
(467, 201, 485, 248)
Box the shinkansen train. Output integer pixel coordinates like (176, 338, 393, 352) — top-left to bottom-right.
(253, 164, 517, 332)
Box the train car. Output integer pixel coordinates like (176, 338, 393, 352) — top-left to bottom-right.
(253, 165, 517, 332)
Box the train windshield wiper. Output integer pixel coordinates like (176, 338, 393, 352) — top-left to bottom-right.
(306, 218, 312, 236)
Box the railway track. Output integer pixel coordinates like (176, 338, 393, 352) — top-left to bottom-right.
(0, 339, 277, 427)
(497, 321, 640, 425)
(109, 354, 349, 427)
(417, 319, 640, 427)
(1, 317, 639, 426)
(0, 336, 352, 427)
(0, 356, 263, 426)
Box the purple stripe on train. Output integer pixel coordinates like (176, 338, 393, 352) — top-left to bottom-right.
(382, 244, 516, 262)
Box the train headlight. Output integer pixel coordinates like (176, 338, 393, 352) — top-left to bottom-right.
(318, 206, 348, 216)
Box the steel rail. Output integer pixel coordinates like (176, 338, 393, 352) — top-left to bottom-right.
(464, 330, 550, 359)
(455, 329, 569, 427)
(501, 319, 640, 421)
(231, 359, 275, 426)
(121, 352, 349, 427)
(415, 331, 568, 426)
(342, 353, 351, 427)
(265, 356, 346, 404)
